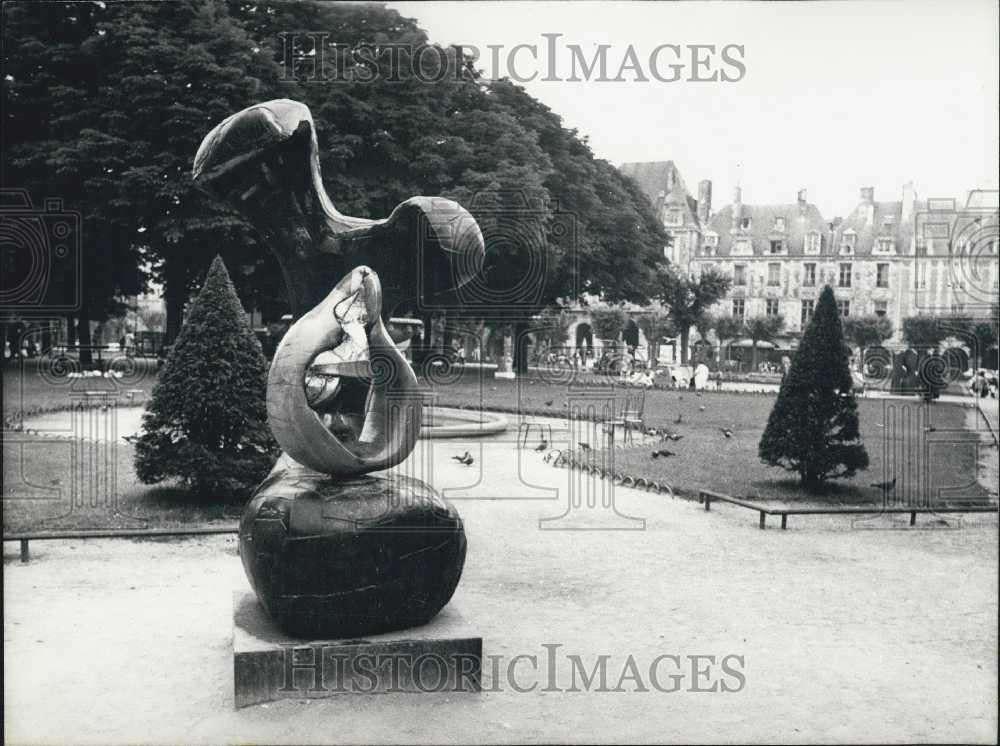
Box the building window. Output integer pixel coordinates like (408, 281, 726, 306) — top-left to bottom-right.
(739, 216, 752, 230)
(732, 298, 745, 319)
(876, 263, 889, 288)
(838, 263, 852, 288)
(704, 232, 718, 247)
(874, 300, 888, 317)
(802, 263, 816, 286)
(767, 263, 781, 286)
(733, 264, 747, 286)
(766, 299, 780, 317)
(666, 209, 683, 226)
(769, 239, 784, 254)
(801, 300, 815, 326)
(734, 239, 752, 255)
(774, 217, 786, 232)
(837, 300, 850, 318)
(880, 217, 894, 233)
(876, 238, 894, 253)
(804, 231, 821, 254)
(841, 230, 856, 254)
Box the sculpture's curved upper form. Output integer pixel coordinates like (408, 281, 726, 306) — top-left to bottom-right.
(193, 99, 485, 318)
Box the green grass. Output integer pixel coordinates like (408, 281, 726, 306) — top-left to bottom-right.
(2, 360, 237, 533)
(3, 358, 160, 419)
(3, 362, 991, 534)
(2, 431, 244, 533)
(423, 368, 992, 507)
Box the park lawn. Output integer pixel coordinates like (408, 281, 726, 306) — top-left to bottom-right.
(423, 369, 992, 506)
(2, 431, 243, 534)
(3, 364, 990, 534)
(568, 396, 990, 506)
(2, 358, 160, 419)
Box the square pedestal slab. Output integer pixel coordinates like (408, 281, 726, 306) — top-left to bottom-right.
(233, 591, 482, 707)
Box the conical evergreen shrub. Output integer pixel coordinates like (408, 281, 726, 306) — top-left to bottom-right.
(135, 256, 277, 497)
(759, 285, 869, 490)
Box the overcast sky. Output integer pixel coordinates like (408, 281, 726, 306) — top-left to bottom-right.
(389, 0, 999, 219)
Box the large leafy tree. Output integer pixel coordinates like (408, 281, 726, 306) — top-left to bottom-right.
(843, 314, 893, 369)
(590, 306, 627, 347)
(637, 308, 675, 368)
(759, 285, 869, 490)
(3, 0, 287, 350)
(134, 256, 277, 496)
(654, 264, 732, 364)
(711, 314, 745, 364)
(229, 2, 667, 373)
(744, 314, 785, 370)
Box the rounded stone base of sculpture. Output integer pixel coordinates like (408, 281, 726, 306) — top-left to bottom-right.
(240, 455, 467, 639)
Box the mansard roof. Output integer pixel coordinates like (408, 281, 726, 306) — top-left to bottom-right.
(704, 201, 828, 257)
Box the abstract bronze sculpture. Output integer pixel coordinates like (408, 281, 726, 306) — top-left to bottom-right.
(194, 100, 483, 638)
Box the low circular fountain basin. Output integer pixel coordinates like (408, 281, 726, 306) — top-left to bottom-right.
(421, 407, 508, 439)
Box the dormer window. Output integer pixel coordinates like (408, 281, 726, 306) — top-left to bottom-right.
(739, 216, 752, 230)
(703, 232, 719, 247)
(774, 217, 786, 232)
(841, 229, 857, 254)
(880, 217, 895, 234)
(876, 238, 894, 253)
(769, 239, 784, 254)
(804, 231, 821, 254)
(733, 238, 752, 256)
(665, 209, 683, 227)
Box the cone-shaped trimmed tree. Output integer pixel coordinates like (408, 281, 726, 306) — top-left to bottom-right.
(135, 256, 277, 497)
(759, 285, 869, 490)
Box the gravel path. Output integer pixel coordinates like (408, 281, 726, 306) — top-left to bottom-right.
(4, 418, 998, 744)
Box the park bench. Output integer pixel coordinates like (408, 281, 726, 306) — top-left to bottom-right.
(699, 489, 999, 530)
(4, 526, 240, 563)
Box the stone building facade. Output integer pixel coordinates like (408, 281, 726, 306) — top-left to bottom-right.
(621, 161, 999, 348)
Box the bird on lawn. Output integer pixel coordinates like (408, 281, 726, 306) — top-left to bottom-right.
(452, 451, 474, 466)
(578, 441, 592, 451)
(924, 425, 937, 433)
(674, 413, 683, 425)
(870, 476, 896, 493)
(696, 392, 703, 398)
(534, 440, 548, 452)
(651, 449, 676, 459)
(698, 405, 706, 412)
(720, 428, 733, 438)
(666, 433, 684, 442)
(544, 399, 554, 407)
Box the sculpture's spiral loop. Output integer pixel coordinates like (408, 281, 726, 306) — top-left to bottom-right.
(266, 266, 423, 475)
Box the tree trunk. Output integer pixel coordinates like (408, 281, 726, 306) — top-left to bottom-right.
(679, 327, 690, 364)
(77, 307, 93, 367)
(513, 321, 530, 375)
(41, 321, 52, 353)
(751, 341, 759, 370)
(165, 288, 185, 345)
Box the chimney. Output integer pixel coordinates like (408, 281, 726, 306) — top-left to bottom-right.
(797, 188, 807, 216)
(732, 185, 742, 224)
(901, 181, 916, 222)
(665, 166, 675, 192)
(860, 186, 874, 203)
(697, 180, 712, 224)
